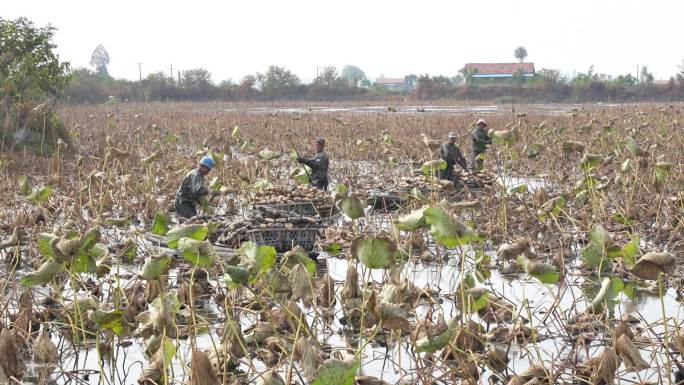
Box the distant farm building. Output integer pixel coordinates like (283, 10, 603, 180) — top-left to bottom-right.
(463, 63, 536, 81)
(375, 76, 408, 91)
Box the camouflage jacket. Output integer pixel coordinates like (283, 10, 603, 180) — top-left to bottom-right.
(471, 126, 492, 154)
(176, 169, 209, 203)
(299, 151, 329, 186)
(440, 143, 467, 171)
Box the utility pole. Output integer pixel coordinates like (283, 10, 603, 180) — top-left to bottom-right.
(178, 71, 181, 86)
(170, 64, 173, 81)
(636, 65, 639, 84)
(137, 62, 142, 81)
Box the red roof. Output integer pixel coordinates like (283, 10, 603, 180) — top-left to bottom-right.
(464, 63, 535, 75)
(376, 77, 405, 85)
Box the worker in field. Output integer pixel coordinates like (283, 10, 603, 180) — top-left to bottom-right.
(175, 155, 219, 219)
(439, 132, 468, 184)
(471, 118, 492, 172)
(297, 138, 329, 190)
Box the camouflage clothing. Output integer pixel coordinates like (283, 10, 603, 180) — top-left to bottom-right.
(175, 169, 209, 219)
(471, 126, 492, 171)
(299, 151, 329, 190)
(438, 142, 467, 181)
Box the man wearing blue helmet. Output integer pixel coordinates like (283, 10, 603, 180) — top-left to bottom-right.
(175, 155, 218, 219)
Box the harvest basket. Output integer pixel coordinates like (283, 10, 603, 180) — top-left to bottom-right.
(247, 227, 319, 252)
(254, 202, 337, 218)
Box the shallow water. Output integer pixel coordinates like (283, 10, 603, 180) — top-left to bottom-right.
(220, 104, 623, 117)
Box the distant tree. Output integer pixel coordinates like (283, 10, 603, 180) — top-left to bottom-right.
(359, 78, 371, 88)
(341, 65, 366, 87)
(639, 66, 654, 85)
(144, 71, 178, 100)
(0, 17, 71, 103)
(459, 67, 479, 83)
(514, 46, 528, 63)
(414, 74, 454, 99)
(238, 75, 257, 98)
(536, 68, 564, 83)
(90, 44, 110, 76)
(181, 68, 214, 99)
(614, 74, 637, 86)
(511, 69, 526, 85)
(404, 74, 418, 89)
(314, 66, 346, 88)
(570, 66, 600, 86)
(450, 74, 464, 86)
(0, 17, 71, 151)
(257, 66, 300, 98)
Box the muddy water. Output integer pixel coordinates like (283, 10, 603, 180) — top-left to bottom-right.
(17, 249, 679, 385)
(220, 104, 623, 117)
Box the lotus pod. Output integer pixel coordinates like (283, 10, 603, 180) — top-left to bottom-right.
(55, 238, 80, 257)
(341, 263, 360, 300)
(497, 237, 530, 261)
(581, 152, 604, 168)
(518, 364, 552, 382)
(294, 336, 318, 380)
(207, 343, 237, 377)
(0, 227, 20, 250)
(506, 376, 524, 385)
(258, 370, 285, 385)
(421, 134, 441, 152)
(244, 322, 277, 345)
(674, 327, 684, 356)
(614, 334, 648, 370)
(630, 251, 674, 280)
(489, 129, 516, 145)
(0, 329, 24, 380)
(317, 274, 336, 308)
(12, 308, 33, 337)
(222, 315, 246, 359)
(485, 348, 509, 373)
(34, 331, 58, 364)
(189, 349, 219, 385)
(138, 348, 165, 385)
(562, 140, 586, 153)
(375, 301, 411, 332)
(379, 283, 401, 304)
(613, 314, 634, 341)
(588, 347, 618, 385)
(290, 263, 313, 304)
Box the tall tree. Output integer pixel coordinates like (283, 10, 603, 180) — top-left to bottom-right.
(514, 46, 528, 63)
(0, 17, 71, 150)
(314, 66, 345, 88)
(90, 44, 110, 76)
(257, 66, 300, 98)
(341, 65, 366, 87)
(404, 74, 418, 89)
(639, 66, 654, 85)
(0, 17, 71, 103)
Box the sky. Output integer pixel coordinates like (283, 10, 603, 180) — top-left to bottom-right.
(4, 0, 683, 83)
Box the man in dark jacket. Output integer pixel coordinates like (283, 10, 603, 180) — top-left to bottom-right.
(297, 138, 329, 190)
(175, 156, 219, 219)
(471, 118, 492, 171)
(439, 132, 468, 183)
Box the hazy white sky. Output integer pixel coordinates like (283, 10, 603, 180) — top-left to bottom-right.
(4, 0, 683, 83)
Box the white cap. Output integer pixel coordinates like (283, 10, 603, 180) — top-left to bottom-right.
(477, 119, 487, 126)
(448, 132, 457, 139)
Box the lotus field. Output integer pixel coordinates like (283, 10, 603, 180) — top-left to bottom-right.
(0, 101, 682, 385)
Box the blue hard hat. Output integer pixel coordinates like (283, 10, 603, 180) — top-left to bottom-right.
(199, 155, 215, 170)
